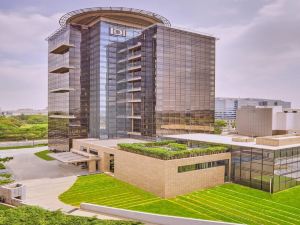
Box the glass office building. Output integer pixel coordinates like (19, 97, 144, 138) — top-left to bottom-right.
(47, 7, 216, 151)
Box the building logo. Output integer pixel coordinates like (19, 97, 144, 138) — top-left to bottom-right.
(110, 27, 126, 37)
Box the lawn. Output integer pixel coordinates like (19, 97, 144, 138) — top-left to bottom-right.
(60, 174, 300, 225)
(34, 150, 54, 161)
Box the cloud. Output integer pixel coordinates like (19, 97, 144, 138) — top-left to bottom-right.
(191, 0, 300, 107)
(0, 10, 61, 110)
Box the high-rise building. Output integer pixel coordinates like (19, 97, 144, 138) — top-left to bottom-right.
(47, 7, 216, 151)
(215, 97, 291, 120)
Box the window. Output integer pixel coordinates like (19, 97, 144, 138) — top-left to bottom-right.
(80, 146, 87, 152)
(178, 159, 229, 173)
(89, 149, 98, 155)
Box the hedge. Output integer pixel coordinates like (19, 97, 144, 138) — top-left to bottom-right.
(118, 141, 229, 160)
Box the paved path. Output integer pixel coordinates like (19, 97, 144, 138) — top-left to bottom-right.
(0, 139, 48, 147)
(3, 147, 87, 181)
(20, 176, 77, 212)
(0, 147, 124, 220)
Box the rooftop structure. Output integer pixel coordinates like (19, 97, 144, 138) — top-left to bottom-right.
(236, 106, 300, 137)
(215, 97, 291, 120)
(165, 133, 300, 150)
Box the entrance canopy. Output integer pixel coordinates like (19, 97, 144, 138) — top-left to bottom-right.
(49, 152, 99, 163)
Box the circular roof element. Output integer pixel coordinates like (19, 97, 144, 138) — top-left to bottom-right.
(59, 7, 171, 27)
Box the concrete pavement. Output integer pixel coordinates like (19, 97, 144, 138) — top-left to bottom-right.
(3, 147, 87, 181)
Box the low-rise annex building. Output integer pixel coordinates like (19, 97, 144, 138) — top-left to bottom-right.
(51, 133, 300, 198)
(69, 138, 230, 198)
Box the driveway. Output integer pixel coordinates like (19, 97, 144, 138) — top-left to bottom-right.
(2, 147, 87, 181)
(0, 147, 123, 220)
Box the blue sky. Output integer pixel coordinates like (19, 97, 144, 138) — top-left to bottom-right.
(0, 0, 299, 110)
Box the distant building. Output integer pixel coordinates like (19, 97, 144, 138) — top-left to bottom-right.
(215, 97, 291, 120)
(236, 106, 300, 137)
(0, 108, 48, 116)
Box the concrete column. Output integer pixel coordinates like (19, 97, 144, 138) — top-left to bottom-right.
(88, 160, 96, 173)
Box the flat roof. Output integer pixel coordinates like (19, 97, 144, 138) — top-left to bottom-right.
(49, 152, 97, 163)
(164, 133, 300, 150)
(75, 138, 147, 148)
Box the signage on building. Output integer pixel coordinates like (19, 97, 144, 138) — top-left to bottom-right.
(110, 27, 126, 37)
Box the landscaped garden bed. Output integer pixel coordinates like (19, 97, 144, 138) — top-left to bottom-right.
(118, 140, 229, 160)
(0, 157, 14, 185)
(34, 150, 54, 161)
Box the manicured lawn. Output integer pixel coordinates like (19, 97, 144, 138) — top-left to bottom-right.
(34, 150, 54, 161)
(60, 174, 300, 225)
(0, 144, 48, 150)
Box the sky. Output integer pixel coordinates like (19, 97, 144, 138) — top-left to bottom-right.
(0, 0, 299, 110)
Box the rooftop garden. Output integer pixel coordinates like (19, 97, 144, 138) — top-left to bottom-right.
(117, 140, 229, 160)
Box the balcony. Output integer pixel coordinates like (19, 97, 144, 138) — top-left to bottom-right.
(117, 77, 141, 84)
(118, 42, 141, 53)
(117, 58, 127, 64)
(128, 42, 141, 51)
(127, 99, 141, 103)
(49, 66, 74, 74)
(128, 65, 141, 72)
(49, 115, 75, 119)
(116, 99, 141, 104)
(117, 68, 126, 74)
(127, 131, 141, 136)
(128, 54, 142, 61)
(127, 87, 141, 93)
(117, 87, 141, 94)
(49, 43, 74, 54)
(127, 116, 141, 119)
(49, 88, 74, 93)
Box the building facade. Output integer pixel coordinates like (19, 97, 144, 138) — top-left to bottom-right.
(236, 106, 300, 137)
(47, 7, 216, 151)
(215, 97, 291, 120)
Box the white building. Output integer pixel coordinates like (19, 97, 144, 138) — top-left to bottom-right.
(215, 97, 291, 120)
(237, 106, 300, 137)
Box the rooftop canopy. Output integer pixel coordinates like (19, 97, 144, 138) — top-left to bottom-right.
(59, 7, 171, 27)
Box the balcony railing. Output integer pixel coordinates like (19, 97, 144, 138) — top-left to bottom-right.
(118, 42, 141, 53)
(49, 66, 74, 74)
(49, 87, 74, 93)
(49, 115, 75, 119)
(128, 65, 142, 72)
(49, 43, 74, 54)
(117, 77, 141, 84)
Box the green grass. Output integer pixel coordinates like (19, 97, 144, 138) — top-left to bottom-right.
(0, 204, 10, 210)
(34, 150, 54, 161)
(0, 173, 12, 179)
(0, 143, 48, 150)
(60, 174, 300, 225)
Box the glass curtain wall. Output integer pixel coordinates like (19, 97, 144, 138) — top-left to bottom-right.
(48, 25, 88, 151)
(153, 25, 215, 136)
(231, 146, 300, 193)
(90, 21, 141, 139)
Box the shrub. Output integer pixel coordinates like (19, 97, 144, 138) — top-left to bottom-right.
(0, 163, 5, 170)
(118, 141, 229, 160)
(0, 173, 12, 178)
(0, 157, 13, 162)
(167, 143, 187, 151)
(0, 206, 142, 225)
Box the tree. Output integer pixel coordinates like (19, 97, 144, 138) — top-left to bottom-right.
(214, 119, 227, 134)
